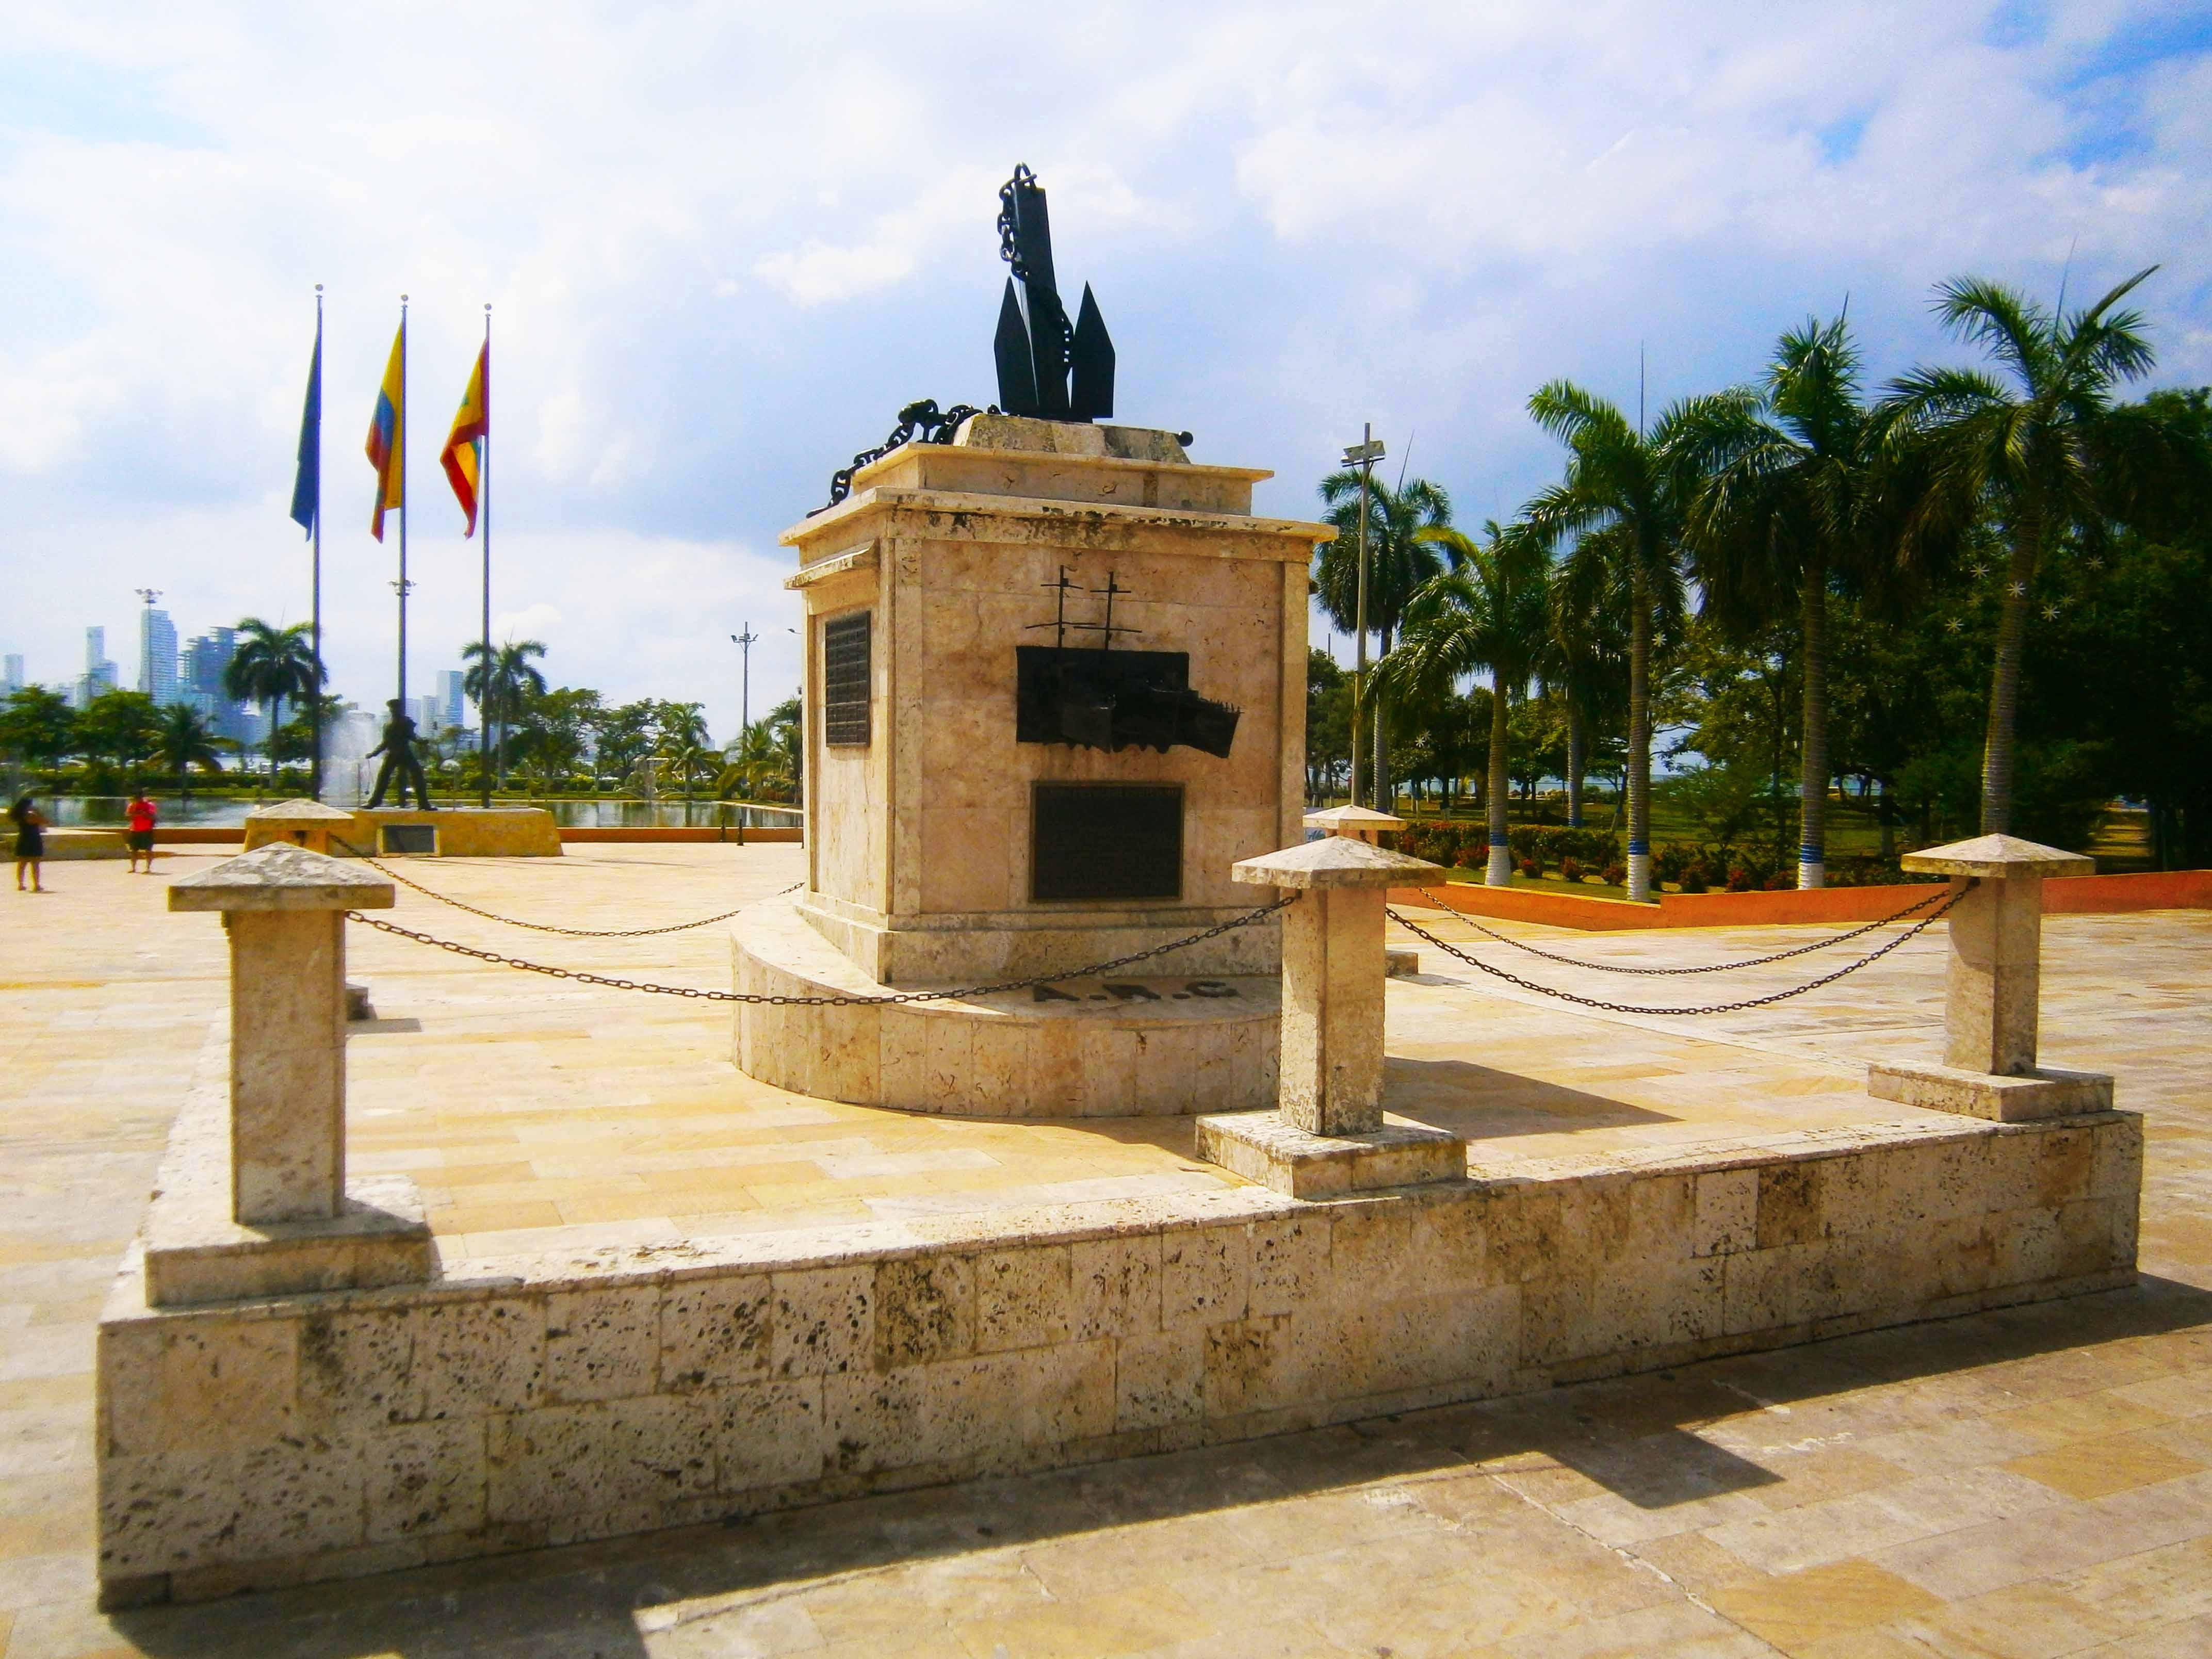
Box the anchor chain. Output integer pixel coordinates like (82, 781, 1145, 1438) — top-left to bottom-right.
(1385, 883, 1966, 1017)
(346, 894, 1293, 1006)
(333, 838, 797, 937)
(1407, 882, 1953, 975)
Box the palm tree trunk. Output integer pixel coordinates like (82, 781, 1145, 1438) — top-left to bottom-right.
(268, 696, 283, 791)
(1877, 780, 1895, 863)
(1797, 561, 1828, 888)
(1486, 681, 1511, 887)
(1625, 587, 1653, 902)
(1980, 533, 2038, 835)
(1566, 703, 1585, 828)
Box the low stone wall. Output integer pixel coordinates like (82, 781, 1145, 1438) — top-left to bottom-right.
(562, 825, 802, 843)
(38, 827, 131, 859)
(97, 1105, 2139, 1606)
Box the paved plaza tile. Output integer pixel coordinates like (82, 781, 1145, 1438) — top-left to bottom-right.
(3, 845, 2209, 1655)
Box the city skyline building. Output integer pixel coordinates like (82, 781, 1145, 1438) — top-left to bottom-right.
(3, 654, 22, 693)
(75, 627, 119, 708)
(139, 607, 180, 707)
(181, 626, 248, 742)
(436, 669, 467, 733)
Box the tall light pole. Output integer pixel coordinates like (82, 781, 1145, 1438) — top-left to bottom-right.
(1341, 427, 1385, 808)
(731, 623, 758, 741)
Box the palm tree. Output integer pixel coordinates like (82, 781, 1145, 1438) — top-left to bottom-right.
(1682, 314, 1922, 887)
(1523, 384, 1700, 901)
(717, 719, 790, 803)
(766, 696, 803, 809)
(1379, 521, 1552, 884)
(461, 639, 547, 789)
(1540, 546, 1627, 829)
(1887, 269, 2211, 834)
(152, 704, 226, 807)
(1313, 474, 1452, 810)
(222, 618, 322, 785)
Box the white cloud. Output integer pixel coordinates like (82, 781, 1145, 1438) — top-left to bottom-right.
(491, 603, 562, 645)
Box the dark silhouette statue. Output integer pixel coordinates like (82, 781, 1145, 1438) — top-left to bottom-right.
(365, 700, 433, 809)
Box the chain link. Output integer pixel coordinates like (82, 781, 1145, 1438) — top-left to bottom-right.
(1407, 882, 1953, 975)
(1385, 883, 1966, 1017)
(334, 837, 799, 937)
(346, 894, 1293, 1006)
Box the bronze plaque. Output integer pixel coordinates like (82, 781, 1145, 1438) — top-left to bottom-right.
(823, 611, 871, 746)
(1031, 783, 1183, 903)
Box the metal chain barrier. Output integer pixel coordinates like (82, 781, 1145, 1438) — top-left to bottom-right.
(1408, 882, 1953, 975)
(345, 894, 1294, 1006)
(333, 837, 798, 937)
(1385, 883, 1967, 1017)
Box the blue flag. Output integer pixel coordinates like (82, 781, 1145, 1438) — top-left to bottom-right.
(289, 324, 321, 536)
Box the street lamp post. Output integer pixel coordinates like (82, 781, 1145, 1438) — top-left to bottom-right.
(1340, 428, 1384, 809)
(731, 624, 758, 742)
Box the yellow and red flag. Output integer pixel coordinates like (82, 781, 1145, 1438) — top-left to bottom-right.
(442, 344, 489, 536)
(364, 323, 404, 541)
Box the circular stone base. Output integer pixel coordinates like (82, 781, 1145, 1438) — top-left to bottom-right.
(732, 896, 1279, 1118)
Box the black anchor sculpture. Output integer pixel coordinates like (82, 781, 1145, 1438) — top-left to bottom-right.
(993, 164, 1114, 421)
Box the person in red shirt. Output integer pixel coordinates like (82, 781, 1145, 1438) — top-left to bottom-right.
(124, 791, 158, 874)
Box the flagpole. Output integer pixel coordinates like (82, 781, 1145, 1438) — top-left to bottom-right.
(310, 284, 324, 801)
(396, 294, 410, 717)
(479, 302, 493, 811)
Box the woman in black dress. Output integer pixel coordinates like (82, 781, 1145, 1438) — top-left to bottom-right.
(11, 795, 46, 892)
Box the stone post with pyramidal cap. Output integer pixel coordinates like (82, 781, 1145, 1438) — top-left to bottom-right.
(1195, 835, 1467, 1197)
(152, 843, 431, 1304)
(1867, 833, 2116, 1121)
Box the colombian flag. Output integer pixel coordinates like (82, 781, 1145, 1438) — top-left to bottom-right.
(442, 345, 489, 536)
(365, 323, 404, 541)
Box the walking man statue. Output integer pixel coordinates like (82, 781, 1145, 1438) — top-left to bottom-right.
(365, 700, 434, 809)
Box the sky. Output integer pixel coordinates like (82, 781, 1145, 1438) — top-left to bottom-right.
(3, 0, 2208, 746)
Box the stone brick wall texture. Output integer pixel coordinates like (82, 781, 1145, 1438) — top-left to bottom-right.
(97, 1111, 2140, 1604)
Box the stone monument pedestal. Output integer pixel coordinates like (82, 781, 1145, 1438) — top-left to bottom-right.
(1195, 836, 1466, 1197)
(735, 412, 1332, 1113)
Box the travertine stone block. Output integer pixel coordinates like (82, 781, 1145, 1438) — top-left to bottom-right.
(1196, 1112, 1465, 1199)
(1868, 1062, 2113, 1121)
(1692, 1169, 1757, 1258)
(544, 1286, 660, 1403)
(875, 1256, 975, 1367)
(412, 1299, 546, 1420)
(1160, 1224, 1250, 1331)
(715, 1378, 827, 1492)
(1070, 1232, 1161, 1339)
(1246, 1214, 1328, 1318)
(365, 1420, 489, 1543)
(1115, 1331, 1204, 1429)
(660, 1275, 772, 1392)
(975, 1245, 1076, 1353)
(772, 1265, 873, 1377)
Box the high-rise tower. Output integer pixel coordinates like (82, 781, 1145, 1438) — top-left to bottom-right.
(139, 607, 180, 706)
